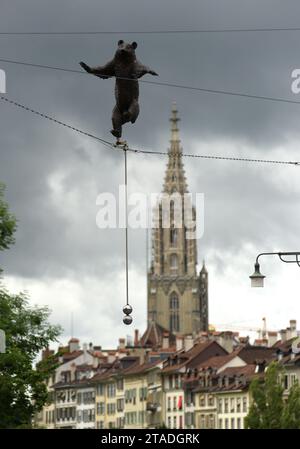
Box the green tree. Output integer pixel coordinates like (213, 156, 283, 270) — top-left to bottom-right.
(0, 183, 17, 253)
(245, 361, 300, 429)
(281, 381, 300, 429)
(0, 183, 62, 428)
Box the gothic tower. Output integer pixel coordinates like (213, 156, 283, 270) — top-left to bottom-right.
(147, 103, 208, 335)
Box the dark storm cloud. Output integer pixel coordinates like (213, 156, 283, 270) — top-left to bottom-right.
(1, 0, 300, 343)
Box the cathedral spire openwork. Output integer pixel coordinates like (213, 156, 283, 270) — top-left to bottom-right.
(163, 102, 188, 195)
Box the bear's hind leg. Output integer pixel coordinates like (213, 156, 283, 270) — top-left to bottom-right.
(128, 100, 140, 124)
(111, 105, 123, 139)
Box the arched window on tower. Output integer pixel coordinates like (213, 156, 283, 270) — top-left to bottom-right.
(169, 292, 179, 332)
(170, 254, 178, 272)
(170, 229, 178, 247)
(169, 292, 179, 310)
(170, 313, 180, 333)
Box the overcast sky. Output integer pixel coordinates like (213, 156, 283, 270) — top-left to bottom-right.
(1, 0, 300, 349)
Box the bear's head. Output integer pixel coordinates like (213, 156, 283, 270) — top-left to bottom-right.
(115, 40, 137, 62)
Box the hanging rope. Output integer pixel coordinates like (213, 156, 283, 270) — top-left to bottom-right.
(116, 143, 133, 325)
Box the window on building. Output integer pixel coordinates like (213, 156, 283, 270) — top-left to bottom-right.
(225, 418, 229, 429)
(290, 373, 297, 387)
(218, 419, 222, 429)
(117, 398, 124, 412)
(242, 397, 247, 413)
(173, 416, 177, 429)
(167, 397, 171, 411)
(173, 396, 177, 411)
(97, 384, 104, 396)
(217, 398, 222, 413)
(224, 398, 229, 413)
(170, 229, 178, 247)
(230, 398, 235, 413)
(179, 415, 183, 429)
(170, 254, 178, 270)
(208, 395, 214, 406)
(170, 292, 179, 310)
(200, 414, 205, 429)
(231, 418, 235, 429)
(236, 397, 241, 413)
(170, 313, 180, 333)
(200, 395, 205, 407)
(237, 418, 241, 429)
(97, 402, 105, 415)
(167, 417, 171, 428)
(107, 383, 116, 398)
(139, 387, 147, 401)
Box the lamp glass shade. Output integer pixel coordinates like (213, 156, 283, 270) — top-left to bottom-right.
(250, 275, 265, 288)
(250, 262, 265, 288)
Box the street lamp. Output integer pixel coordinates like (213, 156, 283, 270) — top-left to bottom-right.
(250, 252, 300, 287)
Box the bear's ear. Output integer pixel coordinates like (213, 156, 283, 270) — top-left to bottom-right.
(131, 42, 138, 49)
(118, 40, 124, 46)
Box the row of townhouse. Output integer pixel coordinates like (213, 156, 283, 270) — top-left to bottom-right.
(37, 323, 300, 429)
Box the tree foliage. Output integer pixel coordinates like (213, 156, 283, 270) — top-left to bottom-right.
(0, 183, 17, 253)
(0, 183, 62, 428)
(0, 288, 62, 428)
(245, 361, 300, 429)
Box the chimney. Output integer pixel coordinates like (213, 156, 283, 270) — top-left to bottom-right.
(119, 338, 126, 350)
(218, 332, 234, 353)
(134, 329, 139, 346)
(176, 336, 183, 351)
(290, 320, 297, 338)
(184, 335, 194, 352)
(162, 332, 169, 349)
(68, 338, 80, 353)
(267, 331, 278, 347)
(280, 330, 287, 343)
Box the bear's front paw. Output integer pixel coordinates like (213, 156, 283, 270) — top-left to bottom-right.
(79, 62, 92, 73)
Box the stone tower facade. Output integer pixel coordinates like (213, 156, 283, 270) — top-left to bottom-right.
(147, 104, 208, 335)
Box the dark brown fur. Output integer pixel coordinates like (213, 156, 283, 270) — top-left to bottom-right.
(80, 41, 158, 139)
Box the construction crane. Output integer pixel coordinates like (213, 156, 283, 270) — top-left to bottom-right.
(210, 317, 277, 339)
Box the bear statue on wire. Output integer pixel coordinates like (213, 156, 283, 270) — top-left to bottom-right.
(80, 40, 158, 143)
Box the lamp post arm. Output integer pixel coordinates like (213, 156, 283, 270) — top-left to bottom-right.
(255, 252, 278, 264)
(256, 252, 300, 267)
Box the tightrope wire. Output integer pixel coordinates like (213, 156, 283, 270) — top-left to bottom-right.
(1, 57, 300, 106)
(0, 94, 299, 166)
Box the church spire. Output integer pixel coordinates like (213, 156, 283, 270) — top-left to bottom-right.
(163, 103, 188, 195)
(147, 104, 208, 335)
(170, 101, 180, 150)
